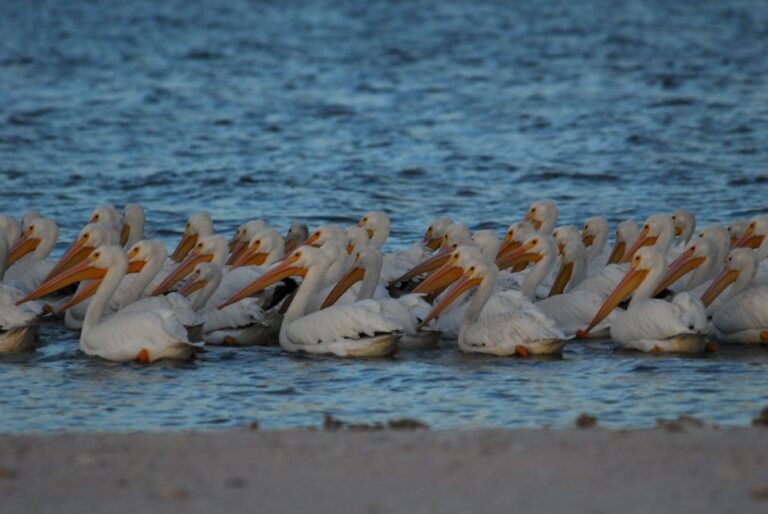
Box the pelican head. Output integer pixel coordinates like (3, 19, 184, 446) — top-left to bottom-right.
(671, 209, 696, 244)
(607, 219, 639, 264)
(701, 248, 758, 307)
(357, 211, 390, 248)
(232, 228, 284, 267)
(735, 215, 768, 254)
(121, 204, 145, 247)
(284, 222, 309, 253)
(422, 218, 453, 251)
(153, 235, 227, 295)
(621, 214, 673, 263)
(171, 212, 214, 263)
(8, 218, 58, 267)
(524, 199, 558, 234)
(17, 246, 127, 305)
(497, 221, 535, 260)
(43, 223, 113, 282)
(418, 258, 496, 329)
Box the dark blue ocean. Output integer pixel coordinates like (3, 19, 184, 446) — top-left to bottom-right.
(1, 0, 767, 431)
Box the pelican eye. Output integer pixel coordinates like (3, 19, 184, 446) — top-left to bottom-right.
(362, 217, 368, 223)
(82, 233, 89, 241)
(643, 224, 649, 230)
(295, 252, 302, 258)
(531, 208, 536, 213)
(468, 266, 475, 273)
(93, 214, 100, 221)
(728, 257, 732, 262)
(93, 252, 101, 259)
(671, 215, 676, 220)
(531, 239, 538, 245)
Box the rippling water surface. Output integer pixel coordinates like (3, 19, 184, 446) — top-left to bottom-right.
(1, 0, 767, 431)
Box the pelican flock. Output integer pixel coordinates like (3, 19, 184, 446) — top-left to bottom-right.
(1, 199, 766, 363)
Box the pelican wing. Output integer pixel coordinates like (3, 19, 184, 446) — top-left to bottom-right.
(120, 293, 198, 327)
(463, 308, 565, 348)
(380, 243, 430, 284)
(437, 289, 537, 340)
(0, 284, 43, 330)
(537, 291, 618, 336)
(4, 259, 56, 294)
(712, 287, 768, 334)
(81, 308, 200, 361)
(199, 297, 266, 332)
(611, 293, 706, 343)
(572, 263, 628, 300)
(285, 299, 403, 346)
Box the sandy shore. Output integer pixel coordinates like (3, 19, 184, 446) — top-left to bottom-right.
(2, 426, 768, 513)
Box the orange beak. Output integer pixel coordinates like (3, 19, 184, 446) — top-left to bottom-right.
(582, 233, 594, 247)
(412, 261, 463, 296)
(735, 225, 763, 249)
(496, 237, 521, 261)
(577, 264, 649, 337)
(700, 268, 740, 307)
(171, 232, 198, 263)
(179, 277, 208, 297)
(495, 243, 541, 271)
(284, 238, 300, 253)
(391, 248, 451, 284)
(151, 250, 210, 295)
(120, 223, 131, 246)
(321, 266, 365, 309)
(8, 230, 40, 267)
(42, 238, 93, 282)
(606, 240, 626, 265)
(417, 272, 482, 329)
(524, 212, 542, 231)
(226, 240, 248, 266)
(17, 256, 106, 305)
(652, 247, 705, 296)
(53, 258, 145, 312)
(232, 240, 268, 267)
(219, 256, 306, 309)
(548, 261, 574, 297)
(621, 228, 656, 263)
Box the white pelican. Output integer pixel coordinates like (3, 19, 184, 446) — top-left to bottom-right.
(413, 244, 540, 340)
(497, 235, 618, 337)
(727, 220, 749, 247)
(606, 219, 639, 265)
(671, 209, 696, 248)
(121, 203, 145, 247)
(357, 211, 390, 249)
(220, 246, 403, 357)
(735, 215, 768, 286)
(19, 246, 203, 362)
(621, 214, 675, 264)
(524, 199, 558, 234)
(4, 218, 58, 293)
(20, 212, 41, 233)
(580, 216, 609, 269)
(179, 263, 276, 346)
(0, 216, 21, 248)
(700, 249, 768, 344)
(45, 241, 202, 340)
(389, 223, 472, 286)
(152, 235, 228, 295)
(321, 245, 438, 348)
(578, 248, 710, 353)
(284, 222, 309, 253)
(418, 258, 566, 356)
(227, 219, 268, 264)
(170, 212, 214, 263)
(0, 236, 45, 352)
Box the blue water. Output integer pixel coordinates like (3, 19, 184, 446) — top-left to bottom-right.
(1, 0, 767, 432)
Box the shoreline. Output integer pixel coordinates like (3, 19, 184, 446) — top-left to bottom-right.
(2, 426, 768, 513)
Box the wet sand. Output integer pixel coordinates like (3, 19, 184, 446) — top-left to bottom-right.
(2, 427, 768, 513)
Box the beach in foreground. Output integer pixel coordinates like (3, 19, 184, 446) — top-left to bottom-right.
(2, 426, 767, 513)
